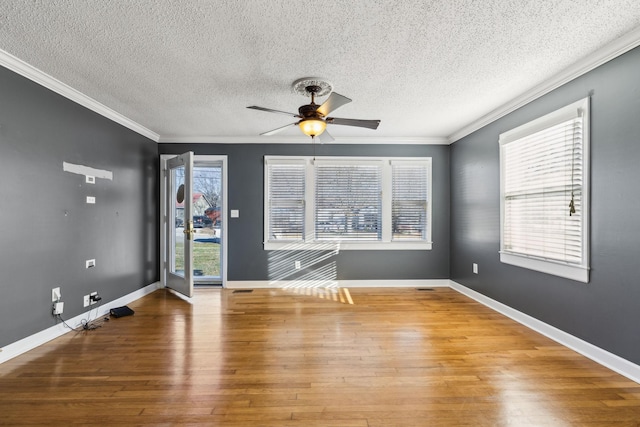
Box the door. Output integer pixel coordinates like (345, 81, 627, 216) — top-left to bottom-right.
(166, 152, 194, 298)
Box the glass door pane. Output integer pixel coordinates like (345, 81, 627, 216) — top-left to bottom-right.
(171, 171, 186, 277)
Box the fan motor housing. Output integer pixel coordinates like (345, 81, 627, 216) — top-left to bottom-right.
(298, 103, 322, 119)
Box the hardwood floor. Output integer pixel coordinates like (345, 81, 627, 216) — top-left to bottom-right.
(1, 287, 639, 426)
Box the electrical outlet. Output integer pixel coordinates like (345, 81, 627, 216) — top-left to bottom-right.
(52, 287, 61, 302)
(473, 263, 478, 274)
(86, 259, 96, 269)
(295, 260, 301, 269)
(89, 291, 100, 305)
(52, 301, 64, 315)
(83, 294, 90, 307)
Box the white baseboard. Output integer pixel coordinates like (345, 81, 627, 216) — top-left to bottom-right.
(4, 279, 639, 385)
(225, 279, 451, 289)
(449, 280, 640, 384)
(0, 281, 161, 365)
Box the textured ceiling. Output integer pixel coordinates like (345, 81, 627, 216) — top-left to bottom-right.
(1, 0, 640, 143)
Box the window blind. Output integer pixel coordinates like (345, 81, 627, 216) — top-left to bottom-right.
(392, 163, 428, 240)
(267, 162, 305, 240)
(315, 163, 382, 240)
(502, 115, 583, 264)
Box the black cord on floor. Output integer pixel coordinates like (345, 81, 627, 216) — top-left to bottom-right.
(55, 313, 82, 331)
(55, 300, 106, 331)
(81, 300, 105, 330)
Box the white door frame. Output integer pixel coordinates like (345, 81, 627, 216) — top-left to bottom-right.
(160, 154, 228, 288)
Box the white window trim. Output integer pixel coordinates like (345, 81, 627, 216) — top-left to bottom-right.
(264, 156, 433, 251)
(499, 97, 590, 283)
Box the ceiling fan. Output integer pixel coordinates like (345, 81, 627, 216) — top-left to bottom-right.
(247, 78, 380, 143)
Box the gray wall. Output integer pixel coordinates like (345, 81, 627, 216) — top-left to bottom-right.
(159, 143, 450, 282)
(0, 66, 159, 347)
(451, 46, 640, 364)
(6, 37, 638, 369)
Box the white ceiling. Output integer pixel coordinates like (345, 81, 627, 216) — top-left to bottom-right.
(1, 1, 640, 143)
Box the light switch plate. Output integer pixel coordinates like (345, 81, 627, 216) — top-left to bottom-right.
(230, 209, 239, 218)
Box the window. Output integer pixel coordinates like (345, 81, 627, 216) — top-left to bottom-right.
(315, 161, 382, 241)
(266, 160, 305, 240)
(265, 156, 432, 250)
(392, 161, 429, 240)
(499, 97, 590, 282)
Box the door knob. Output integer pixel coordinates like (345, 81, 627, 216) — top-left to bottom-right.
(183, 220, 195, 240)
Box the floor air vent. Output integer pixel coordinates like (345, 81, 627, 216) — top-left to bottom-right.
(416, 288, 435, 291)
(232, 289, 254, 293)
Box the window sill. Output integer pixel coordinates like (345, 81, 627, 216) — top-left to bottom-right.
(500, 251, 589, 283)
(264, 241, 433, 251)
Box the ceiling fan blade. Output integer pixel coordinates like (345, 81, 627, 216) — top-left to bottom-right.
(326, 117, 381, 130)
(260, 122, 298, 136)
(317, 129, 334, 144)
(317, 92, 352, 116)
(247, 105, 300, 118)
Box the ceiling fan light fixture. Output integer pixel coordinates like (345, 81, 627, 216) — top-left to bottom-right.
(299, 118, 326, 137)
(249, 78, 380, 140)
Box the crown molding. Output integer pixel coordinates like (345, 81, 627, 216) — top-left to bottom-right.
(0, 48, 160, 142)
(448, 26, 640, 144)
(6, 23, 639, 147)
(157, 135, 449, 145)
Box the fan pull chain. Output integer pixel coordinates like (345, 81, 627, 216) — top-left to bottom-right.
(569, 193, 576, 216)
(313, 137, 317, 161)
